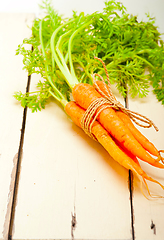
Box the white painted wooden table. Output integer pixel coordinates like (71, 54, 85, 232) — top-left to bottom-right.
(0, 1, 164, 239)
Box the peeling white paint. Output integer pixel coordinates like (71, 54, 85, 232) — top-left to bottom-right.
(3, 153, 18, 240)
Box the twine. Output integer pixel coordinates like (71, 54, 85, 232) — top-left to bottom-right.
(81, 56, 159, 141)
(81, 97, 115, 141)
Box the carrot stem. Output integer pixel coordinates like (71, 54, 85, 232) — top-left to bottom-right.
(39, 19, 67, 104)
(68, 20, 92, 77)
(50, 20, 79, 89)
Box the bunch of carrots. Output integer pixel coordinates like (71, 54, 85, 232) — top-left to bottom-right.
(65, 62, 164, 199)
(14, 0, 164, 199)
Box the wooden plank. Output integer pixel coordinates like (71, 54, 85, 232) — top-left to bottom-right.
(128, 90, 164, 240)
(12, 73, 132, 239)
(0, 13, 34, 239)
(124, 1, 164, 238)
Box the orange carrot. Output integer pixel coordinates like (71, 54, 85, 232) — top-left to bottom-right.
(111, 134, 164, 198)
(65, 101, 164, 197)
(72, 83, 164, 168)
(94, 80, 160, 157)
(116, 110, 159, 156)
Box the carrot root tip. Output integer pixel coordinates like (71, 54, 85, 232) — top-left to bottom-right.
(133, 168, 164, 200)
(142, 177, 164, 200)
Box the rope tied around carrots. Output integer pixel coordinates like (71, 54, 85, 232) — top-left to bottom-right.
(81, 57, 159, 141)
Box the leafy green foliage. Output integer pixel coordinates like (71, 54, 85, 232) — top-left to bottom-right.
(14, 80, 52, 112)
(81, 1, 164, 100)
(15, 0, 164, 110)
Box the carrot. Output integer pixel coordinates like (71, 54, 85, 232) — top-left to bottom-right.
(72, 83, 164, 168)
(116, 110, 159, 156)
(112, 136, 164, 198)
(65, 101, 164, 198)
(94, 80, 160, 157)
(65, 101, 142, 169)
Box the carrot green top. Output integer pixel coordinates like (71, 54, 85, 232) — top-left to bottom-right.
(14, 0, 164, 111)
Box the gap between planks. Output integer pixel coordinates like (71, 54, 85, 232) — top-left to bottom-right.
(3, 74, 32, 240)
(124, 92, 135, 240)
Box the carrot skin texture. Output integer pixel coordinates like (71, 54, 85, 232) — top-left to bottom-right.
(72, 83, 164, 168)
(94, 80, 159, 157)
